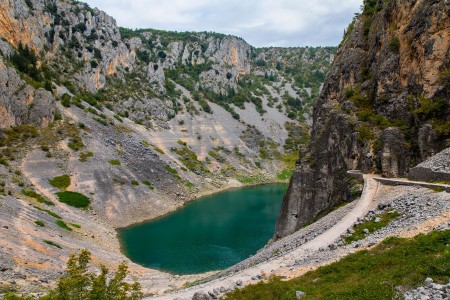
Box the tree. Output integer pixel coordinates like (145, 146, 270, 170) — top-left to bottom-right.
(4, 249, 143, 300)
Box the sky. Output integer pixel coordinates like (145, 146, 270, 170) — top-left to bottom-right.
(82, 0, 363, 47)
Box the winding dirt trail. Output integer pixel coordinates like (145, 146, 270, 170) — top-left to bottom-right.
(149, 174, 379, 299)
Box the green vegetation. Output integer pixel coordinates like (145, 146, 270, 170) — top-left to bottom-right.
(70, 223, 81, 229)
(155, 147, 165, 154)
(165, 165, 181, 179)
(55, 220, 73, 231)
(171, 143, 209, 174)
(225, 230, 450, 300)
(43, 240, 62, 249)
(79, 151, 94, 162)
(56, 191, 90, 208)
(68, 137, 84, 151)
(344, 210, 400, 244)
(237, 174, 268, 184)
(4, 249, 143, 299)
(33, 206, 62, 219)
(112, 178, 127, 185)
(131, 180, 139, 186)
(277, 168, 294, 181)
(389, 36, 400, 53)
(142, 180, 155, 190)
(109, 159, 122, 166)
(49, 175, 71, 189)
(34, 220, 45, 227)
(22, 189, 54, 206)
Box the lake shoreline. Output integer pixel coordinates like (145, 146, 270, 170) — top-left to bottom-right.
(117, 182, 289, 275)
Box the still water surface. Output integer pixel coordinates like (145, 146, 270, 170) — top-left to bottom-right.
(118, 183, 287, 274)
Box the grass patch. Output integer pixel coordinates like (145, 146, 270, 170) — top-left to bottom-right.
(112, 178, 127, 185)
(277, 168, 294, 180)
(344, 210, 400, 245)
(79, 151, 94, 162)
(225, 230, 450, 300)
(109, 159, 121, 166)
(55, 220, 72, 231)
(33, 206, 62, 219)
(142, 180, 155, 190)
(155, 147, 165, 154)
(131, 180, 139, 186)
(165, 165, 181, 179)
(22, 189, 54, 205)
(43, 240, 62, 249)
(237, 174, 267, 184)
(56, 191, 90, 208)
(70, 223, 81, 229)
(34, 220, 45, 227)
(49, 175, 71, 189)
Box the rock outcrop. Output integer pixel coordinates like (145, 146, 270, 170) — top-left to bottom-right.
(276, 0, 450, 238)
(0, 55, 55, 129)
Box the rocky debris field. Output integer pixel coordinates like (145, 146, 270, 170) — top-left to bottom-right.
(404, 278, 450, 300)
(413, 147, 450, 174)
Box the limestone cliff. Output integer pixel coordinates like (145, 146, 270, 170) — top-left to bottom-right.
(276, 0, 450, 238)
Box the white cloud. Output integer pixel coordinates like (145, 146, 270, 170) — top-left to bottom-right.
(82, 0, 363, 47)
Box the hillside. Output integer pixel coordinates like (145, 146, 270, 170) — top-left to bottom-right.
(276, 0, 450, 238)
(0, 0, 335, 294)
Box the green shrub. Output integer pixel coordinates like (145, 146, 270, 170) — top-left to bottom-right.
(389, 36, 400, 53)
(131, 180, 139, 186)
(109, 159, 121, 166)
(357, 124, 374, 142)
(68, 138, 84, 151)
(49, 175, 70, 189)
(34, 220, 45, 227)
(33, 206, 62, 219)
(142, 180, 155, 190)
(79, 151, 94, 162)
(61, 94, 71, 108)
(22, 189, 54, 206)
(56, 191, 90, 208)
(70, 223, 81, 229)
(55, 220, 72, 231)
(43, 240, 62, 249)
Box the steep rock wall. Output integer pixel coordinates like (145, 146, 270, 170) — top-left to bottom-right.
(276, 0, 450, 238)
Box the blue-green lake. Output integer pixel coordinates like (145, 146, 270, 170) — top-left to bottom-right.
(118, 183, 287, 275)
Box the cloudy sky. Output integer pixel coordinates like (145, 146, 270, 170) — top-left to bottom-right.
(82, 0, 363, 47)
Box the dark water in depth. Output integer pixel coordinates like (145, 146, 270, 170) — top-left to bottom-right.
(117, 183, 287, 274)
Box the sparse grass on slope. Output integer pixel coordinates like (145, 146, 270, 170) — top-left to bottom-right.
(49, 175, 70, 189)
(225, 230, 450, 300)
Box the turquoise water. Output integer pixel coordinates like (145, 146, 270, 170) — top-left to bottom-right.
(117, 183, 287, 275)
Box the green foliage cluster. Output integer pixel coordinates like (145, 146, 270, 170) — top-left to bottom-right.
(79, 151, 94, 162)
(109, 160, 121, 166)
(171, 143, 209, 174)
(55, 220, 72, 231)
(49, 175, 71, 189)
(130, 180, 139, 186)
(43, 240, 62, 249)
(34, 220, 45, 227)
(56, 191, 90, 208)
(276, 168, 294, 181)
(225, 230, 450, 300)
(5, 249, 143, 299)
(389, 36, 400, 53)
(34, 206, 62, 219)
(142, 180, 155, 190)
(22, 189, 54, 206)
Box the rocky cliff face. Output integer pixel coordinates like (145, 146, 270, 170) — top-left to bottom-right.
(276, 0, 450, 238)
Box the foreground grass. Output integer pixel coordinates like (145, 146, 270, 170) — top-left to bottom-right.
(225, 230, 450, 300)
